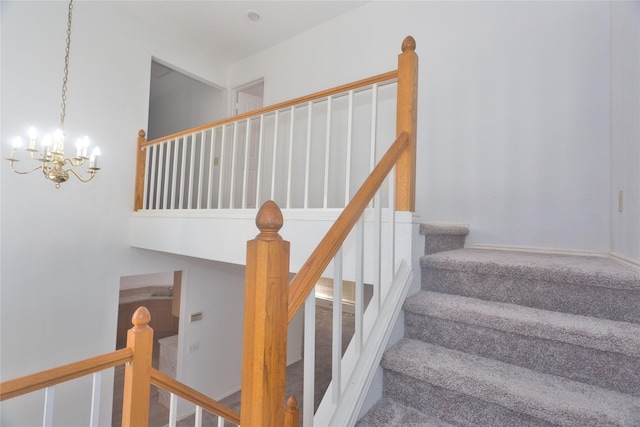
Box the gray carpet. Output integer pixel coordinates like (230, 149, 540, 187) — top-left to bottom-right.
(358, 230, 640, 426)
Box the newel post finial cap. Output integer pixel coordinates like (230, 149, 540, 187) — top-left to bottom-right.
(131, 306, 151, 328)
(402, 36, 416, 52)
(255, 200, 283, 238)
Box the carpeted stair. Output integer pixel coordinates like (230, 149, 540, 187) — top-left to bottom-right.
(358, 225, 640, 426)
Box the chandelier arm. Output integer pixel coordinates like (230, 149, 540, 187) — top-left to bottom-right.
(66, 167, 97, 183)
(7, 160, 44, 175)
(66, 156, 86, 167)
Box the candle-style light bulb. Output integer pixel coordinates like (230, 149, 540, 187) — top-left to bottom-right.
(27, 127, 37, 150)
(41, 134, 52, 159)
(89, 146, 100, 169)
(52, 129, 64, 154)
(75, 138, 83, 158)
(82, 136, 90, 158)
(12, 137, 23, 149)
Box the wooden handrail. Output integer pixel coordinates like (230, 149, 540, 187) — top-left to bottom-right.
(140, 70, 398, 149)
(287, 131, 410, 322)
(0, 348, 133, 401)
(151, 368, 241, 425)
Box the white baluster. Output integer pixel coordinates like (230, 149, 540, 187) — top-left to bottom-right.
(355, 216, 365, 353)
(369, 84, 379, 208)
(207, 128, 216, 209)
(171, 139, 179, 209)
(143, 147, 151, 209)
(242, 118, 251, 209)
(254, 115, 265, 208)
(188, 134, 197, 209)
(194, 405, 203, 427)
(270, 110, 279, 201)
(304, 101, 313, 208)
(169, 392, 178, 427)
(374, 192, 382, 310)
(303, 290, 316, 427)
(229, 123, 239, 208)
(179, 136, 188, 209)
(323, 97, 332, 208)
(42, 386, 54, 427)
(286, 106, 295, 208)
(197, 130, 206, 209)
(332, 248, 343, 403)
(89, 372, 102, 427)
(149, 145, 158, 209)
(217, 125, 227, 208)
(344, 90, 354, 206)
(161, 142, 170, 209)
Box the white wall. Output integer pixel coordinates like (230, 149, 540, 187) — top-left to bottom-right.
(228, 1, 615, 256)
(610, 1, 640, 264)
(0, 2, 242, 425)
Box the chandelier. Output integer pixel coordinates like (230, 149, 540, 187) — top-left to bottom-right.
(5, 0, 100, 188)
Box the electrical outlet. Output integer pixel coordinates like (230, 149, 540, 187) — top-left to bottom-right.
(619, 190, 624, 213)
(189, 342, 200, 353)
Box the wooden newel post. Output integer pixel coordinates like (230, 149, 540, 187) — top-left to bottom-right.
(121, 306, 153, 427)
(396, 35, 419, 212)
(241, 200, 290, 427)
(284, 395, 300, 427)
(133, 130, 147, 211)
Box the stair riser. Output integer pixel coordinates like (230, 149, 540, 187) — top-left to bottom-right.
(421, 267, 640, 323)
(424, 234, 466, 255)
(405, 312, 640, 396)
(383, 370, 555, 427)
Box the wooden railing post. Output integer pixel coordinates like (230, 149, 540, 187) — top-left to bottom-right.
(284, 395, 300, 427)
(121, 306, 153, 427)
(241, 200, 290, 427)
(396, 36, 419, 212)
(133, 130, 146, 211)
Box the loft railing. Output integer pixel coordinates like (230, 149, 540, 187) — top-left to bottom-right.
(134, 72, 401, 212)
(241, 36, 418, 426)
(0, 306, 252, 427)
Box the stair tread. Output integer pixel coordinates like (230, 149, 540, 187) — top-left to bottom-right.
(421, 248, 640, 290)
(382, 338, 640, 426)
(405, 290, 640, 357)
(356, 397, 455, 427)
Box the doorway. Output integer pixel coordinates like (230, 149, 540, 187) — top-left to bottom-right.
(112, 271, 182, 426)
(233, 79, 264, 207)
(148, 59, 226, 140)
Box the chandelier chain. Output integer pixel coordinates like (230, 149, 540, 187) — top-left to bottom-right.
(60, 0, 74, 131)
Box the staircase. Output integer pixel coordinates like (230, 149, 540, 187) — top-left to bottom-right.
(358, 225, 640, 426)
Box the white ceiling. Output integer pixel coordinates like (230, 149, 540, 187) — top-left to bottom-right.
(109, 1, 368, 64)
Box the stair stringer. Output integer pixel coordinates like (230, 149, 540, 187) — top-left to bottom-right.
(314, 260, 413, 427)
